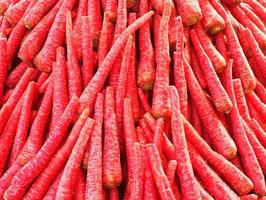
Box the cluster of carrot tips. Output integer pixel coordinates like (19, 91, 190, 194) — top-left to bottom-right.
(0, 0, 265, 199)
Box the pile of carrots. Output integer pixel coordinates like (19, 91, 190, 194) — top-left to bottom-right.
(0, 0, 265, 199)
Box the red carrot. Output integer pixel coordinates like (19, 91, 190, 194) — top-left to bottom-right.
(169, 86, 201, 199)
(177, 0, 202, 25)
(66, 11, 82, 98)
(241, 194, 259, 200)
(215, 32, 229, 62)
(246, 92, 266, 120)
(198, 0, 225, 34)
(38, 76, 50, 94)
(24, 109, 90, 200)
(85, 93, 104, 200)
(189, 47, 208, 90)
(224, 18, 256, 93)
(224, 59, 266, 196)
(87, 0, 102, 48)
(0, 67, 34, 134)
(138, 88, 151, 113)
(5, 0, 31, 25)
(190, 30, 232, 113)
(23, 0, 58, 28)
(153, 118, 164, 156)
(55, 118, 94, 199)
(75, 169, 86, 200)
(9, 82, 36, 165)
(184, 58, 236, 159)
(220, 0, 241, 6)
(33, 0, 76, 72)
(0, 0, 11, 15)
(146, 143, 175, 200)
(103, 87, 122, 188)
(137, 0, 155, 91)
(42, 170, 63, 200)
(166, 160, 177, 185)
(254, 80, 266, 104)
(188, 143, 239, 199)
(0, 36, 7, 104)
(190, 102, 203, 136)
(194, 23, 226, 73)
(18, 0, 62, 62)
(243, 0, 266, 22)
(248, 58, 266, 88)
(78, 11, 154, 114)
(4, 96, 79, 199)
(195, 178, 214, 200)
(139, 118, 154, 142)
(151, 0, 172, 119)
(247, 119, 266, 149)
(248, 103, 266, 132)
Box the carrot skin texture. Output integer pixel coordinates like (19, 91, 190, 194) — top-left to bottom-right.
(9, 82, 35, 165)
(78, 11, 154, 114)
(42, 170, 63, 200)
(254, 80, 266, 104)
(177, 0, 202, 25)
(24, 109, 90, 200)
(169, 86, 201, 199)
(137, 0, 155, 91)
(103, 87, 122, 188)
(151, 0, 172, 119)
(33, 0, 76, 72)
(85, 93, 104, 199)
(5, 0, 31, 25)
(138, 88, 151, 113)
(224, 60, 266, 196)
(166, 160, 177, 185)
(146, 144, 175, 200)
(0, 68, 34, 134)
(242, 0, 266, 23)
(18, 0, 62, 62)
(55, 118, 94, 200)
(4, 96, 79, 199)
(0, 36, 7, 104)
(75, 169, 86, 200)
(248, 119, 266, 149)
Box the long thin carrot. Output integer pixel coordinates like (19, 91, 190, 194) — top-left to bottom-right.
(85, 93, 104, 199)
(55, 118, 94, 199)
(137, 0, 155, 91)
(4, 96, 79, 199)
(184, 58, 236, 159)
(246, 92, 266, 120)
(0, 36, 7, 104)
(78, 11, 154, 114)
(137, 88, 151, 113)
(23, 0, 58, 28)
(169, 86, 201, 199)
(247, 119, 266, 149)
(75, 168, 86, 200)
(224, 59, 266, 196)
(103, 87, 122, 188)
(5, 0, 31, 25)
(215, 32, 229, 63)
(9, 82, 35, 165)
(24, 109, 90, 200)
(151, 0, 172, 119)
(42, 170, 63, 200)
(177, 0, 202, 25)
(242, 0, 266, 22)
(34, 0, 76, 72)
(18, 0, 62, 62)
(254, 80, 266, 104)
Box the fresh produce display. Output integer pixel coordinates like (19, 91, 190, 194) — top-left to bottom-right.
(0, 0, 265, 199)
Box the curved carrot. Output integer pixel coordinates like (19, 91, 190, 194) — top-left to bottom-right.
(5, 0, 31, 25)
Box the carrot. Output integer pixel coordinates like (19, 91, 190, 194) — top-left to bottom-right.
(168, 7, 178, 51)
(248, 103, 266, 132)
(188, 143, 240, 199)
(4, 96, 79, 199)
(115, 36, 133, 150)
(241, 194, 259, 200)
(215, 32, 229, 62)
(177, 0, 202, 25)
(2, 89, 12, 105)
(190, 30, 232, 113)
(42, 170, 63, 200)
(224, 18, 256, 94)
(168, 86, 201, 199)
(246, 92, 266, 120)
(242, 118, 266, 174)
(0, 67, 34, 134)
(23, 0, 58, 28)
(183, 116, 254, 195)
(0, 36, 7, 104)
(137, 0, 155, 91)
(78, 11, 154, 114)
(189, 47, 208, 90)
(85, 93, 104, 200)
(247, 119, 266, 150)
(5, 0, 31, 25)
(105, 0, 117, 21)
(151, 0, 172, 119)
(18, 0, 62, 62)
(257, 0, 266, 7)
(126, 13, 140, 122)
(0, 0, 11, 15)
(33, 0, 76, 72)
(9, 82, 36, 165)
(242, 0, 266, 22)
(240, 3, 266, 33)
(190, 102, 203, 136)
(195, 178, 214, 200)
(254, 80, 266, 104)
(55, 118, 94, 199)
(153, 118, 164, 156)
(138, 88, 151, 113)
(166, 160, 177, 185)
(220, 0, 241, 6)
(184, 58, 236, 159)
(145, 143, 175, 200)
(224, 59, 266, 196)
(139, 118, 154, 142)
(24, 109, 90, 200)
(194, 23, 226, 73)
(198, 0, 225, 34)
(230, 6, 266, 52)
(103, 87, 122, 188)
(87, 0, 102, 48)
(66, 11, 82, 98)
(74, 168, 86, 200)
(38, 76, 50, 94)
